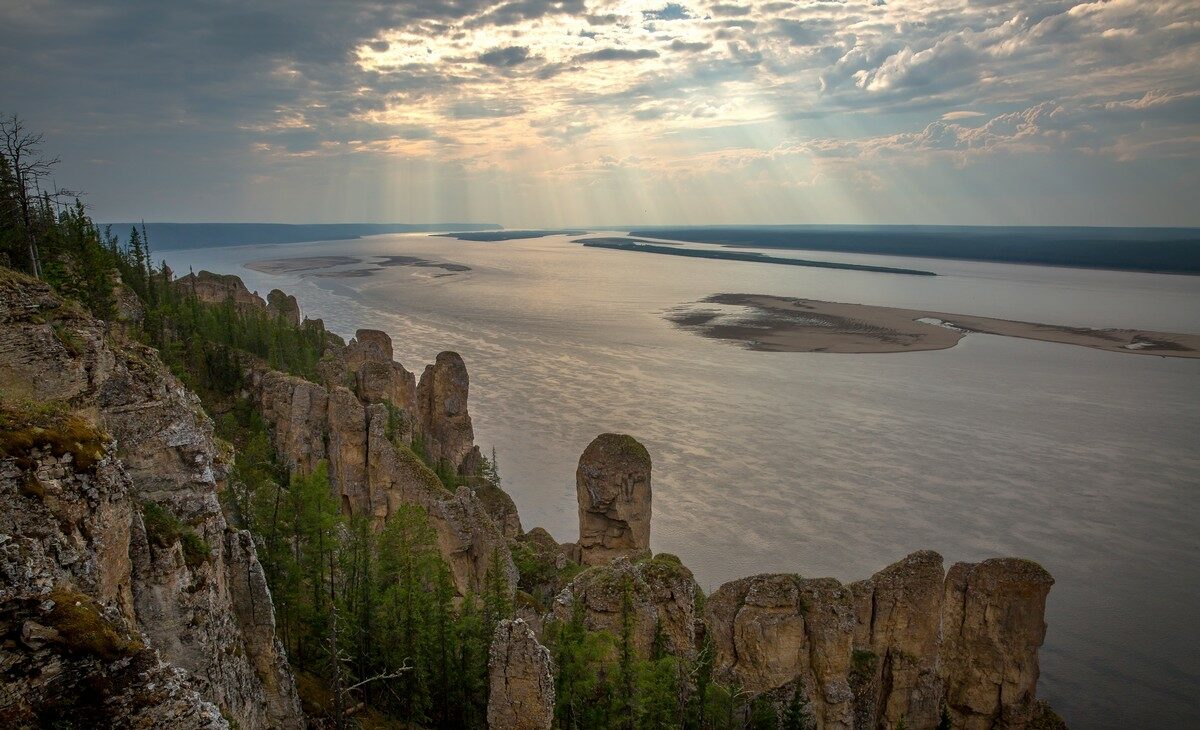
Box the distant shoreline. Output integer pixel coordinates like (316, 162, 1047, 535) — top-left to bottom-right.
(628, 227, 1200, 275)
(578, 238, 937, 276)
(670, 293, 1200, 357)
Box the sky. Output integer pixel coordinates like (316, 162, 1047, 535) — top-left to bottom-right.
(2, 0, 1199, 227)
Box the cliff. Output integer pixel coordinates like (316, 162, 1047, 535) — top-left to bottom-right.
(0, 270, 302, 727)
(535, 433, 1062, 730)
(1, 267, 1063, 728)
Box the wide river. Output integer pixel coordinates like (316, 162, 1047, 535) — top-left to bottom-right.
(164, 233, 1200, 728)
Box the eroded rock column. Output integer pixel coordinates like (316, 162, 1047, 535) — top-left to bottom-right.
(488, 618, 554, 730)
(575, 433, 651, 566)
(940, 558, 1054, 730)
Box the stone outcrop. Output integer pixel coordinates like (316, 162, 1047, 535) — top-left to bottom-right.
(575, 433, 651, 566)
(848, 550, 945, 728)
(939, 558, 1055, 730)
(551, 554, 698, 660)
(487, 618, 554, 730)
(703, 551, 1055, 729)
(249, 336, 516, 596)
(267, 289, 301, 326)
(174, 270, 266, 312)
(417, 351, 479, 474)
(0, 271, 302, 728)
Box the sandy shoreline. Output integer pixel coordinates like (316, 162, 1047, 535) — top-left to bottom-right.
(669, 293, 1200, 358)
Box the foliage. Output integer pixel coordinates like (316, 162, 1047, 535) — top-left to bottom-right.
(0, 399, 107, 471)
(141, 500, 209, 568)
(45, 587, 143, 660)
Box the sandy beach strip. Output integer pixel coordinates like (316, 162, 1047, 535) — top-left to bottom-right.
(669, 293, 1200, 358)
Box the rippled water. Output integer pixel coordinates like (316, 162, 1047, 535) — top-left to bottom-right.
(164, 233, 1200, 729)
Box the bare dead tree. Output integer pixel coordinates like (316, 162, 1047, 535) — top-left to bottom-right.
(0, 113, 75, 278)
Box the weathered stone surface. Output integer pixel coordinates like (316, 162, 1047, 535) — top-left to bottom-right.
(703, 573, 874, 727)
(940, 558, 1054, 730)
(356, 359, 417, 416)
(174, 270, 266, 312)
(254, 369, 329, 474)
(0, 272, 302, 728)
(575, 434, 651, 566)
(470, 475, 523, 540)
(0, 435, 230, 727)
(488, 618, 554, 730)
(703, 552, 1056, 730)
(267, 289, 301, 326)
(327, 386, 369, 514)
(552, 554, 698, 659)
(849, 550, 946, 729)
(416, 351, 477, 474)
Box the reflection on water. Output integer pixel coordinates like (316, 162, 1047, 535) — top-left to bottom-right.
(166, 234, 1200, 729)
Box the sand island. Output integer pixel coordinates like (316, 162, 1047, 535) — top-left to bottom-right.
(669, 293, 1200, 357)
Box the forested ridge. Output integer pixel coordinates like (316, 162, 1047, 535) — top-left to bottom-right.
(1, 115, 812, 729)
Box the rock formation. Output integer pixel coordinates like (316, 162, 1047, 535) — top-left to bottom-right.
(701, 551, 1055, 729)
(0, 270, 302, 728)
(417, 350, 480, 474)
(939, 558, 1055, 730)
(487, 618, 555, 730)
(551, 554, 698, 659)
(250, 331, 515, 596)
(266, 288, 301, 326)
(575, 433, 652, 566)
(174, 270, 267, 312)
(1, 266, 1064, 728)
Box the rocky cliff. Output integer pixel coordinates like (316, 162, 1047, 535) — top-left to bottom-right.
(0, 270, 302, 727)
(539, 433, 1060, 730)
(1, 267, 1063, 729)
(250, 336, 515, 596)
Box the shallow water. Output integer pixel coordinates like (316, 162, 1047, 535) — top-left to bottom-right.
(165, 233, 1200, 728)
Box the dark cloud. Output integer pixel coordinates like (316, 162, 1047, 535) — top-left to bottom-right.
(775, 19, 827, 46)
(574, 48, 661, 62)
(464, 0, 587, 29)
(642, 3, 693, 21)
(670, 40, 713, 52)
(478, 45, 532, 67)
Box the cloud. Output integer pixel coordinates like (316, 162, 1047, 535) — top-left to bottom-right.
(670, 39, 713, 52)
(478, 45, 532, 67)
(711, 4, 752, 17)
(574, 48, 660, 63)
(642, 3, 693, 22)
(1, 0, 1197, 224)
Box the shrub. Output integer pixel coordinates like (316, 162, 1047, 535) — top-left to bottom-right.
(142, 500, 210, 567)
(45, 587, 142, 660)
(0, 400, 107, 471)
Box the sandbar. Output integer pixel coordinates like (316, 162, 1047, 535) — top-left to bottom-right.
(669, 293, 1200, 358)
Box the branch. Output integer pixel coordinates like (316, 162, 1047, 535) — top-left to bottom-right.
(345, 659, 413, 691)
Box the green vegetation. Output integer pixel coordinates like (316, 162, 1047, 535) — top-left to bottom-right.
(141, 501, 210, 568)
(0, 399, 107, 471)
(45, 587, 142, 660)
